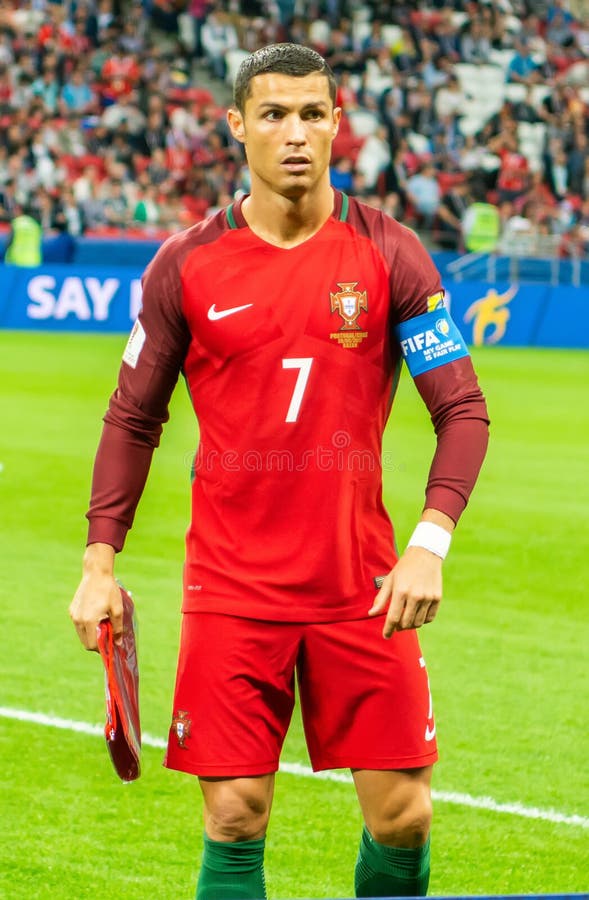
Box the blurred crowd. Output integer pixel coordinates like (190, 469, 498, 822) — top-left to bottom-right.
(0, 0, 588, 257)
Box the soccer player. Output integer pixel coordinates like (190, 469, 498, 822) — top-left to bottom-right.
(70, 43, 489, 898)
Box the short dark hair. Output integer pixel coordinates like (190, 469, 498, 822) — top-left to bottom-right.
(233, 43, 337, 114)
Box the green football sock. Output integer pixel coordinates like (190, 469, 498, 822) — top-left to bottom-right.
(196, 834, 267, 900)
(355, 826, 431, 897)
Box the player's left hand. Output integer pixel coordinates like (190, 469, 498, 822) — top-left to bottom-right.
(368, 547, 442, 638)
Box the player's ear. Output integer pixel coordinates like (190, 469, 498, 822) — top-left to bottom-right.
(332, 106, 342, 139)
(227, 106, 245, 144)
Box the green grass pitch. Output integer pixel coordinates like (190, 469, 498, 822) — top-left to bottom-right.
(1, 331, 588, 899)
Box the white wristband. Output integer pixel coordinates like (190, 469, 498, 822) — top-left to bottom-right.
(407, 521, 452, 559)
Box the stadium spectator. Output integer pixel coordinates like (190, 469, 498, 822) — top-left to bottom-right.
(355, 123, 391, 190)
(56, 185, 85, 237)
(324, 20, 364, 75)
(188, 0, 210, 60)
(459, 18, 492, 65)
(119, 14, 148, 56)
(379, 142, 410, 208)
(546, 144, 570, 201)
(406, 161, 442, 229)
(567, 131, 588, 197)
(32, 187, 60, 233)
(147, 147, 171, 187)
(422, 46, 453, 93)
(432, 9, 461, 61)
(0, 30, 14, 67)
(276, 0, 296, 31)
(434, 72, 464, 120)
(332, 69, 353, 110)
(330, 155, 355, 193)
(132, 106, 169, 156)
(495, 144, 531, 204)
(361, 19, 389, 61)
(431, 118, 463, 171)
(581, 154, 589, 200)
(31, 64, 60, 114)
(391, 26, 420, 73)
(381, 189, 402, 219)
(201, 8, 238, 80)
(513, 86, 541, 124)
(133, 182, 162, 228)
(462, 195, 501, 253)
(517, 170, 558, 223)
(97, 0, 116, 41)
(519, 13, 548, 57)
(147, 0, 184, 55)
(506, 38, 542, 85)
(4, 204, 42, 266)
(60, 66, 97, 115)
(436, 176, 471, 250)
(80, 180, 108, 231)
(100, 42, 141, 104)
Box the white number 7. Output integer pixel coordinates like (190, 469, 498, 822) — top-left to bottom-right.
(282, 357, 313, 423)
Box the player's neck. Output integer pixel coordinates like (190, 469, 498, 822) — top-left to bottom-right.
(241, 184, 335, 249)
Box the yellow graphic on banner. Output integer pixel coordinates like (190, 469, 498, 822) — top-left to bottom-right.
(464, 286, 518, 346)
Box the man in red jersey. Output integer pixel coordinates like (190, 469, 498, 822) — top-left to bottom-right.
(70, 44, 489, 898)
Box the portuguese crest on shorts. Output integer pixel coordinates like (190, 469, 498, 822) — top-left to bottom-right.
(330, 282, 368, 348)
(171, 709, 192, 749)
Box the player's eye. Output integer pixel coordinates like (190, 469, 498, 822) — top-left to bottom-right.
(264, 110, 284, 121)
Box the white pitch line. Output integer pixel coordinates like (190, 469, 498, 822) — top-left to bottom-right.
(2, 706, 588, 831)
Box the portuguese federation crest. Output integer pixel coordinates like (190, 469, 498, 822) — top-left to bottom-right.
(171, 709, 192, 749)
(330, 282, 368, 348)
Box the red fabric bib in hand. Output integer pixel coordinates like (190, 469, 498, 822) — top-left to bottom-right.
(96, 585, 141, 782)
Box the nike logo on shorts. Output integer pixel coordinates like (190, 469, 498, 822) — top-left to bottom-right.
(208, 303, 253, 320)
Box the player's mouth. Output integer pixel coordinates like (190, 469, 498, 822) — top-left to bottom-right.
(281, 155, 311, 172)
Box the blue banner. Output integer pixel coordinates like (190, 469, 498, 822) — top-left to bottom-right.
(1, 264, 588, 349)
(0, 264, 141, 332)
(446, 280, 589, 350)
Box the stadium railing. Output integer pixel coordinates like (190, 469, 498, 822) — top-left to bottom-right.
(446, 249, 588, 287)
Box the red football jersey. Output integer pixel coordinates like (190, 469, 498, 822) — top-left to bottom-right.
(88, 191, 488, 622)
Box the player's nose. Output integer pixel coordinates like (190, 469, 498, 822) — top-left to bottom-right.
(285, 114, 307, 144)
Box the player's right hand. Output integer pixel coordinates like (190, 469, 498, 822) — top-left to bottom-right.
(69, 544, 122, 651)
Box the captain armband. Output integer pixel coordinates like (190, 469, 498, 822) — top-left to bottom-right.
(395, 308, 469, 377)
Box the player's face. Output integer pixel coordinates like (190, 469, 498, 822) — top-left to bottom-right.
(228, 72, 341, 200)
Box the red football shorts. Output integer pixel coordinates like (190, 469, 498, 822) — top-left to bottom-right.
(164, 612, 438, 777)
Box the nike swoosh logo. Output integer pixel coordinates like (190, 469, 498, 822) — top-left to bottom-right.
(207, 303, 253, 321)
(425, 724, 436, 742)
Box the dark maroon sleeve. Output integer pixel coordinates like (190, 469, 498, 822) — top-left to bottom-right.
(86, 233, 191, 550)
(347, 198, 490, 523)
(388, 221, 489, 522)
(414, 358, 489, 523)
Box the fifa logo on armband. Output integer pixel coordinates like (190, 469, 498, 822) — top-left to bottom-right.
(400, 328, 442, 356)
(329, 281, 368, 349)
(396, 310, 469, 376)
